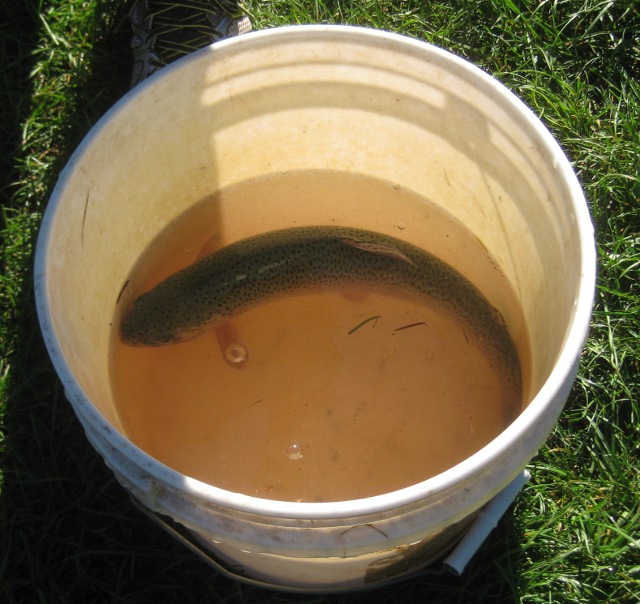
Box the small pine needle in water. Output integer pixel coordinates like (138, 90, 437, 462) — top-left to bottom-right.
(393, 321, 427, 332)
(348, 314, 382, 335)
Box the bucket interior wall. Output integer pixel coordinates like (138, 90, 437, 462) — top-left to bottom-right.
(44, 30, 581, 462)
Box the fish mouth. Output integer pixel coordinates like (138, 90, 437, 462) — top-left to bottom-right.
(121, 303, 226, 347)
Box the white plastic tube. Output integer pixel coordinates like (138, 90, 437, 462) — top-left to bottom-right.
(443, 470, 531, 575)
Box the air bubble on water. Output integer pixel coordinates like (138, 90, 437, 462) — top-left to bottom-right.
(225, 343, 248, 365)
(286, 443, 304, 461)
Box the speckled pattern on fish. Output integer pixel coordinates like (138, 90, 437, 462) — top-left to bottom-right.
(120, 225, 521, 396)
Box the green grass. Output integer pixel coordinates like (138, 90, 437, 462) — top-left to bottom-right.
(1, 0, 638, 602)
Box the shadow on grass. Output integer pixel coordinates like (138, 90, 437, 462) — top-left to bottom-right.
(0, 4, 39, 211)
(1, 3, 527, 602)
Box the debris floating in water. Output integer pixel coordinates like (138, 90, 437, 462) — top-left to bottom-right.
(225, 343, 248, 365)
(348, 314, 382, 335)
(286, 443, 304, 461)
(393, 321, 427, 333)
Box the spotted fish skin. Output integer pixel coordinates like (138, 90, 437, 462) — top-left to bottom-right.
(121, 225, 520, 397)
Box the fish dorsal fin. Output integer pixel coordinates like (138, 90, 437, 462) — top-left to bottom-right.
(340, 236, 416, 267)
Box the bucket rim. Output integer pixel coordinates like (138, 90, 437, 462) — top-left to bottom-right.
(34, 24, 596, 520)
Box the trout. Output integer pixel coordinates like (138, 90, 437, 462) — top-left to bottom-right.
(121, 225, 520, 399)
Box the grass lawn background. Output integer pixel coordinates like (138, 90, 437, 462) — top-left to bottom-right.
(1, 1, 638, 602)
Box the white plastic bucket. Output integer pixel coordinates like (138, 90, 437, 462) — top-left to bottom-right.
(34, 25, 595, 592)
